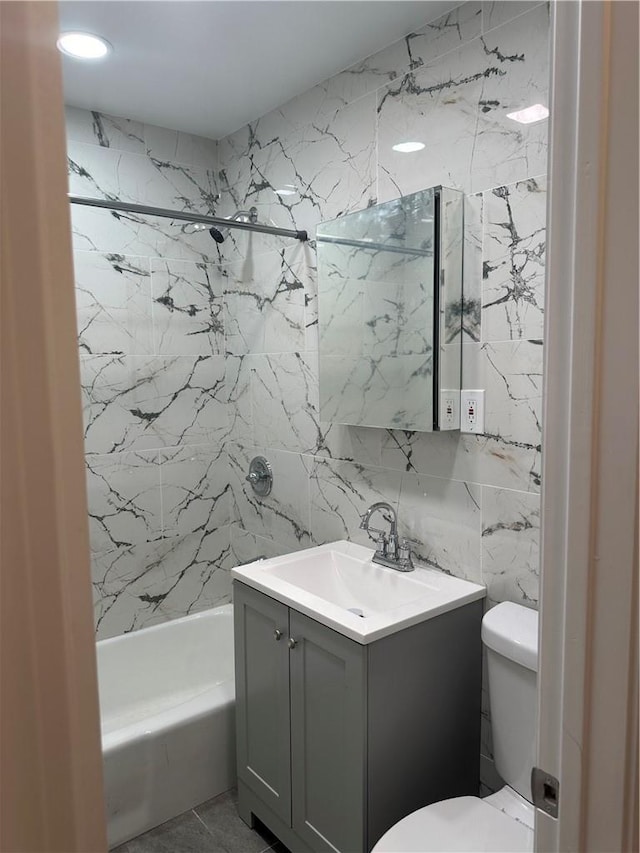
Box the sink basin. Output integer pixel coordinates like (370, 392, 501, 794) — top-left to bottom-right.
(261, 548, 438, 614)
(232, 540, 485, 643)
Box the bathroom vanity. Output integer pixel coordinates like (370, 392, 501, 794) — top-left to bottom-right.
(232, 541, 485, 853)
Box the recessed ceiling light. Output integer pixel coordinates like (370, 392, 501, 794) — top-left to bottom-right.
(506, 103, 549, 124)
(392, 142, 425, 153)
(57, 32, 111, 60)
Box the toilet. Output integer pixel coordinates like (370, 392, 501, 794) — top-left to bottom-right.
(372, 601, 538, 853)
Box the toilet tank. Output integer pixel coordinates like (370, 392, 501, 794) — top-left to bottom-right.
(482, 602, 538, 801)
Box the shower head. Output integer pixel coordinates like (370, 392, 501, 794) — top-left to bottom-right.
(209, 227, 225, 243)
(182, 208, 260, 244)
(208, 207, 259, 243)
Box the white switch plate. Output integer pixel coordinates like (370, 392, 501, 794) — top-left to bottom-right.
(439, 390, 459, 430)
(461, 390, 485, 433)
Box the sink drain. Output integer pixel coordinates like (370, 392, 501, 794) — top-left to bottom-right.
(347, 607, 366, 618)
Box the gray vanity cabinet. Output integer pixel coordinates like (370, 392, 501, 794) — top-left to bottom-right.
(289, 609, 366, 853)
(234, 585, 292, 825)
(234, 580, 482, 853)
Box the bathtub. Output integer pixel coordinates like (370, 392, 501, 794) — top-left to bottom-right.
(97, 604, 235, 848)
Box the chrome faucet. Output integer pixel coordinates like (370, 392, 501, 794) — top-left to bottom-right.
(359, 502, 414, 572)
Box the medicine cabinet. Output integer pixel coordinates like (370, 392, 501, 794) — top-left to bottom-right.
(316, 186, 463, 431)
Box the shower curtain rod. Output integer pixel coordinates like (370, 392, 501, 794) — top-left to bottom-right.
(67, 195, 308, 242)
(316, 233, 431, 257)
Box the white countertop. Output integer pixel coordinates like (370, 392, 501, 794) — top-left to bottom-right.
(232, 540, 485, 644)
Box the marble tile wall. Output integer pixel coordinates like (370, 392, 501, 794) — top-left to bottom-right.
(66, 107, 235, 640)
(215, 0, 549, 792)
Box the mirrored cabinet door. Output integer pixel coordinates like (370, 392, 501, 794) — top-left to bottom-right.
(317, 186, 463, 432)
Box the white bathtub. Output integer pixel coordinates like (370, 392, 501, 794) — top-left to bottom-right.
(97, 604, 235, 848)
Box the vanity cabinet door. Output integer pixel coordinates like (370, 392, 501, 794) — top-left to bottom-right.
(234, 583, 292, 825)
(289, 609, 367, 853)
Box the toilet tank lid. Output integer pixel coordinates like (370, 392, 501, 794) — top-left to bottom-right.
(482, 602, 539, 672)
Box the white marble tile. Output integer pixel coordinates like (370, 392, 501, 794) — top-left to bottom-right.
(481, 486, 540, 605)
(230, 525, 284, 566)
(377, 41, 486, 200)
(159, 444, 230, 538)
(482, 1, 545, 32)
(482, 339, 542, 491)
(297, 93, 377, 227)
(67, 140, 219, 215)
(377, 4, 549, 200)
(155, 527, 233, 618)
(93, 527, 231, 637)
(217, 121, 272, 206)
(65, 107, 145, 153)
(70, 205, 223, 264)
(220, 93, 377, 240)
(323, 2, 483, 108)
(482, 176, 546, 341)
(92, 538, 164, 598)
(92, 539, 170, 639)
(86, 450, 161, 555)
(398, 473, 482, 582)
(150, 258, 225, 355)
(73, 251, 153, 355)
(314, 423, 382, 468)
(302, 243, 319, 352)
(228, 444, 312, 551)
(224, 355, 253, 445)
(470, 4, 550, 193)
(380, 428, 490, 488)
(379, 336, 541, 495)
(250, 352, 321, 454)
(94, 527, 233, 635)
(94, 589, 168, 641)
(309, 458, 402, 546)
(224, 245, 307, 355)
(80, 354, 227, 453)
(143, 123, 218, 170)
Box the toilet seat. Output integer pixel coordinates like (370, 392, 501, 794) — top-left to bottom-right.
(371, 795, 534, 853)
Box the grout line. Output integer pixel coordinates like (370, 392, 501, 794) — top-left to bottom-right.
(191, 808, 216, 837)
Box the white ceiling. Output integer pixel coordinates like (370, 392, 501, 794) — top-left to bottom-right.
(58, 0, 459, 140)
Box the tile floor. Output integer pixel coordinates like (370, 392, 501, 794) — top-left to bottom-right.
(113, 789, 289, 853)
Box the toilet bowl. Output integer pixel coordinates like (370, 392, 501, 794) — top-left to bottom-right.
(372, 602, 538, 853)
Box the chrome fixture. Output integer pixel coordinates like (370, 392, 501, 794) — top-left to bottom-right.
(209, 207, 258, 243)
(246, 456, 273, 497)
(67, 195, 308, 241)
(359, 502, 414, 572)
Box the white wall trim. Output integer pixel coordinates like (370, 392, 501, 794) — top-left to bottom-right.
(536, 1, 638, 850)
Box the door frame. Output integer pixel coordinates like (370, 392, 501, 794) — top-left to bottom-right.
(536, 1, 638, 850)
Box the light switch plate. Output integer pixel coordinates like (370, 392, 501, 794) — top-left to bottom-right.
(439, 390, 460, 430)
(461, 390, 485, 433)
